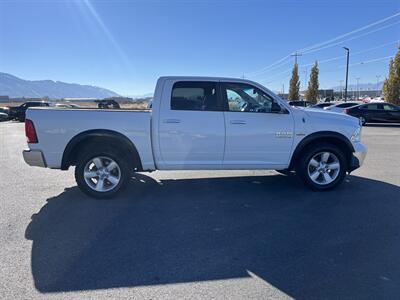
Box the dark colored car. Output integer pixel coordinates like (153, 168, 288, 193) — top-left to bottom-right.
(322, 97, 334, 102)
(345, 103, 400, 125)
(288, 100, 312, 107)
(95, 99, 121, 109)
(311, 102, 334, 109)
(7, 101, 50, 122)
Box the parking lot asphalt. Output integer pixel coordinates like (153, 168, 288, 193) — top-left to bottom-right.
(0, 122, 399, 300)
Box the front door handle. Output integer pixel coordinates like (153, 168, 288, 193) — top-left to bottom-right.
(163, 119, 181, 124)
(230, 120, 246, 125)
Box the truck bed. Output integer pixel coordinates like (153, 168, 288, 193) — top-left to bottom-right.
(26, 108, 155, 170)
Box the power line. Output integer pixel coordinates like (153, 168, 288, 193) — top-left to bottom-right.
(247, 59, 292, 77)
(344, 55, 394, 68)
(263, 54, 393, 87)
(245, 54, 291, 77)
(301, 20, 400, 55)
(298, 11, 400, 53)
(260, 39, 400, 81)
(245, 11, 400, 77)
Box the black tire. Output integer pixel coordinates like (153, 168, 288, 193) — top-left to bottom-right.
(359, 116, 367, 126)
(75, 144, 130, 199)
(296, 143, 347, 191)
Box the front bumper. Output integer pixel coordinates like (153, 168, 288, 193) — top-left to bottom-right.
(23, 149, 47, 168)
(348, 142, 367, 173)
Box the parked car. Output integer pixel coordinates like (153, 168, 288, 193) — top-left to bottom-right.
(344, 102, 400, 125)
(0, 111, 9, 121)
(370, 97, 385, 103)
(322, 97, 334, 103)
(95, 99, 120, 109)
(23, 76, 367, 198)
(6, 101, 50, 121)
(311, 103, 334, 109)
(288, 100, 313, 107)
(324, 102, 361, 113)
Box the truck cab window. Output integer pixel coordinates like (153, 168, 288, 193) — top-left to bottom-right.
(171, 81, 219, 111)
(223, 83, 274, 113)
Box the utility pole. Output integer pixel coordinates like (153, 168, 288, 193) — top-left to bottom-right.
(282, 84, 285, 95)
(343, 47, 350, 102)
(291, 52, 302, 65)
(356, 77, 360, 99)
(376, 75, 381, 97)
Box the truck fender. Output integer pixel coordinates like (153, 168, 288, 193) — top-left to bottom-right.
(288, 131, 354, 170)
(61, 129, 143, 171)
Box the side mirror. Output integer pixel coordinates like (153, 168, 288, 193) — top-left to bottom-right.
(271, 102, 282, 113)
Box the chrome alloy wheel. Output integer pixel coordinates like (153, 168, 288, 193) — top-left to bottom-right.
(84, 156, 121, 192)
(307, 152, 340, 185)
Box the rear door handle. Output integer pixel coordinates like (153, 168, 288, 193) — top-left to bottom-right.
(230, 120, 246, 125)
(163, 119, 181, 124)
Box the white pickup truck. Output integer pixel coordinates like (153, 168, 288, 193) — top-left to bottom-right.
(23, 76, 367, 198)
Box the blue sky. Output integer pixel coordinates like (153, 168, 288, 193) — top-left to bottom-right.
(1, 0, 399, 96)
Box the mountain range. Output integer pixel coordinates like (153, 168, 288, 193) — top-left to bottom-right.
(0, 72, 120, 99)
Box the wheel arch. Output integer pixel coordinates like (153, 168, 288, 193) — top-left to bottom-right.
(288, 131, 354, 171)
(61, 129, 143, 171)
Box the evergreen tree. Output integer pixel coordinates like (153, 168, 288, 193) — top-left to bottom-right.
(288, 63, 300, 100)
(305, 61, 319, 104)
(383, 47, 400, 105)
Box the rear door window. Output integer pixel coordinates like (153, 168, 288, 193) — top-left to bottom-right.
(171, 81, 220, 111)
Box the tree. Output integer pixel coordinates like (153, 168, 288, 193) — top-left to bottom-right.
(288, 63, 300, 100)
(383, 47, 400, 105)
(305, 61, 319, 104)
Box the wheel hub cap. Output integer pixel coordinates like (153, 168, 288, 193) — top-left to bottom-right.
(84, 156, 121, 192)
(307, 152, 340, 185)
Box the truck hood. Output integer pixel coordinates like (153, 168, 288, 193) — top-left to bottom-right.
(303, 107, 359, 125)
(290, 107, 361, 139)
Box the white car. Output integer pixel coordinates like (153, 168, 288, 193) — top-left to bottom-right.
(23, 76, 367, 198)
(324, 102, 361, 113)
(370, 97, 385, 103)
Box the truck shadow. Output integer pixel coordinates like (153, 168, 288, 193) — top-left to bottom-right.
(25, 174, 400, 299)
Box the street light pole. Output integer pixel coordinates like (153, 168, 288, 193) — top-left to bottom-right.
(343, 47, 350, 102)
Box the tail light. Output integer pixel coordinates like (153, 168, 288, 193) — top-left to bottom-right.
(343, 108, 349, 114)
(25, 119, 38, 143)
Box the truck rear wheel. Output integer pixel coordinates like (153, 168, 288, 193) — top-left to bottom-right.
(296, 143, 347, 191)
(75, 146, 130, 198)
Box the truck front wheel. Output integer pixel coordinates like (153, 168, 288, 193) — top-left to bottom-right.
(297, 143, 347, 191)
(75, 146, 130, 198)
